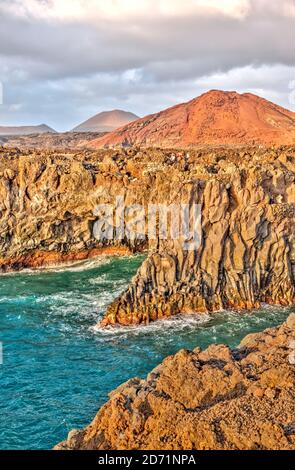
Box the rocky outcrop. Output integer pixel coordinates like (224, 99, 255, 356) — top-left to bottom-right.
(102, 148, 295, 326)
(0, 146, 294, 321)
(90, 90, 295, 148)
(55, 312, 295, 450)
(0, 146, 146, 271)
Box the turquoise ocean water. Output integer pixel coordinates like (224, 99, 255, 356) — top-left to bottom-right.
(0, 255, 293, 449)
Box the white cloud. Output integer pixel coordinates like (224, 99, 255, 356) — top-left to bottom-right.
(2, 0, 252, 21)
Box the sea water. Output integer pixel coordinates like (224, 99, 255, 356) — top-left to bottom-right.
(0, 255, 293, 449)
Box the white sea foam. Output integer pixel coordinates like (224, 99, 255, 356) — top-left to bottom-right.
(92, 312, 212, 339)
(91, 304, 295, 341)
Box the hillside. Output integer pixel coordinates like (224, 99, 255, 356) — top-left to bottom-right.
(0, 124, 56, 136)
(89, 90, 295, 148)
(72, 109, 139, 133)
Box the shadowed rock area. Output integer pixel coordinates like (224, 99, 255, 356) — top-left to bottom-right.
(55, 313, 295, 450)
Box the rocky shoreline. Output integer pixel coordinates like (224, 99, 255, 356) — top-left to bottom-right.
(0, 145, 294, 321)
(0, 246, 132, 273)
(102, 146, 295, 325)
(0, 143, 294, 451)
(55, 312, 295, 450)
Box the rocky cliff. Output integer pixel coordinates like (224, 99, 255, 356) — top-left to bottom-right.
(0, 146, 294, 322)
(0, 146, 141, 270)
(102, 147, 295, 326)
(55, 312, 295, 450)
(89, 90, 295, 148)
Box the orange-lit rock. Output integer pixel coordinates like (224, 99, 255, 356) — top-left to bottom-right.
(55, 313, 295, 450)
(90, 90, 295, 148)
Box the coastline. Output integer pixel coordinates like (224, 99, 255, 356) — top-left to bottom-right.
(100, 297, 295, 327)
(0, 147, 293, 323)
(56, 312, 295, 450)
(1, 1, 295, 458)
(0, 246, 134, 273)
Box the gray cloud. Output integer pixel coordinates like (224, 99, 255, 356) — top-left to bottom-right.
(0, 0, 295, 130)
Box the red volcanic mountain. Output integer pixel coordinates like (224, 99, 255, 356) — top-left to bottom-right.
(89, 90, 295, 148)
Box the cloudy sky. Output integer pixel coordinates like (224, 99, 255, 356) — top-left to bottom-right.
(0, 0, 295, 131)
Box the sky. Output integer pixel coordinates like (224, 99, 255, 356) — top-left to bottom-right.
(0, 0, 295, 131)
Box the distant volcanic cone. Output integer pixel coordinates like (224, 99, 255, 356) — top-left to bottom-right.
(72, 110, 139, 133)
(89, 90, 295, 148)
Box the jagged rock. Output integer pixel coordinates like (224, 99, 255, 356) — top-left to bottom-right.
(0, 146, 294, 321)
(55, 313, 295, 450)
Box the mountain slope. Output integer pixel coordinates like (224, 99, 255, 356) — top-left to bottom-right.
(89, 90, 295, 148)
(0, 124, 56, 136)
(72, 110, 139, 133)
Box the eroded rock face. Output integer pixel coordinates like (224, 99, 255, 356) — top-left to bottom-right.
(0, 147, 147, 270)
(0, 145, 294, 319)
(102, 148, 295, 325)
(55, 313, 295, 450)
